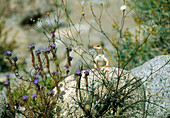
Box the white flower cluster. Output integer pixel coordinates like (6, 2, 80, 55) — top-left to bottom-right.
(120, 5, 127, 11)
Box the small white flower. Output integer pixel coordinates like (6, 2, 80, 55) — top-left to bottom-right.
(120, 5, 127, 11)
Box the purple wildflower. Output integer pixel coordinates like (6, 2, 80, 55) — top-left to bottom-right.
(45, 48, 50, 52)
(49, 90, 55, 94)
(50, 44, 55, 48)
(84, 70, 90, 76)
(22, 95, 29, 100)
(69, 56, 73, 61)
(34, 79, 39, 84)
(35, 66, 40, 70)
(5, 51, 12, 56)
(51, 31, 55, 35)
(52, 71, 58, 76)
(28, 44, 35, 49)
(64, 65, 69, 68)
(66, 46, 72, 52)
(35, 50, 41, 54)
(6, 75, 10, 78)
(34, 76, 39, 79)
(12, 56, 18, 62)
(75, 70, 81, 76)
(31, 94, 37, 98)
(4, 80, 9, 85)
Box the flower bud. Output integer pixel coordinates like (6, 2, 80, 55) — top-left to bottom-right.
(84, 70, 90, 76)
(66, 46, 72, 52)
(75, 70, 81, 76)
(82, 12, 85, 16)
(22, 95, 29, 100)
(28, 44, 35, 50)
(120, 5, 127, 11)
(5, 51, 12, 57)
(35, 50, 41, 54)
(12, 56, 18, 62)
(50, 44, 55, 49)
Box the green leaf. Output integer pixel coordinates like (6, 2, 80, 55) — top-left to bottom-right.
(0, 83, 4, 90)
(101, 104, 104, 108)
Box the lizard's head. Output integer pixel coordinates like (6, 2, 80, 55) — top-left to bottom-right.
(93, 44, 102, 50)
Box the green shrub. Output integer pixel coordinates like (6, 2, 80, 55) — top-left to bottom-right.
(115, 0, 170, 70)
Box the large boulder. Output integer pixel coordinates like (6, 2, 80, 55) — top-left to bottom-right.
(130, 55, 170, 117)
(53, 67, 145, 117)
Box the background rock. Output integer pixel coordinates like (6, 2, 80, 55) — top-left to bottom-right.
(130, 55, 170, 117)
(1, 0, 137, 73)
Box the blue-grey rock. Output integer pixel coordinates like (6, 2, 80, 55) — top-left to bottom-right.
(130, 55, 170, 118)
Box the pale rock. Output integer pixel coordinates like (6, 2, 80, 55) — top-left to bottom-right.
(131, 55, 170, 117)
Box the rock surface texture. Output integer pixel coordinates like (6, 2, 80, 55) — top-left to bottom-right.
(0, 88, 7, 118)
(131, 55, 170, 118)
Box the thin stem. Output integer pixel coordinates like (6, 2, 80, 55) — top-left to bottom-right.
(44, 53, 52, 77)
(30, 49, 35, 68)
(116, 9, 126, 91)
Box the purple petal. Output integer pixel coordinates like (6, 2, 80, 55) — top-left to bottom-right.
(50, 44, 55, 48)
(35, 50, 41, 54)
(69, 56, 73, 61)
(31, 94, 37, 98)
(34, 79, 39, 84)
(12, 56, 18, 62)
(49, 90, 55, 94)
(5, 51, 12, 56)
(46, 48, 50, 52)
(22, 95, 29, 100)
(28, 44, 35, 49)
(84, 70, 90, 75)
(75, 70, 81, 75)
(6, 75, 10, 78)
(4, 80, 9, 85)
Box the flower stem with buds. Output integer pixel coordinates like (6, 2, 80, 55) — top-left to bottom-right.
(30, 49, 35, 68)
(44, 53, 52, 77)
